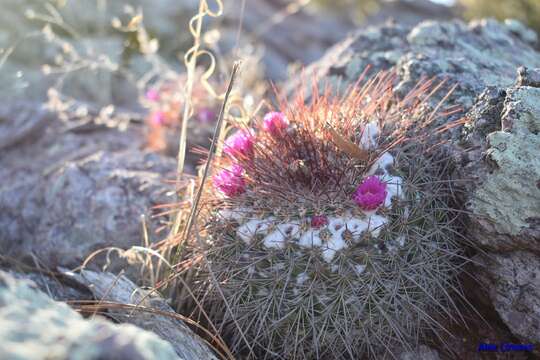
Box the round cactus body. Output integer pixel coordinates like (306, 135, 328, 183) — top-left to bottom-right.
(195, 73, 467, 359)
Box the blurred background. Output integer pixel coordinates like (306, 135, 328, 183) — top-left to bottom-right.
(0, 0, 539, 157)
(1, 0, 539, 94)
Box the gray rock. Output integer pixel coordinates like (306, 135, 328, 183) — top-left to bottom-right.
(478, 252, 540, 354)
(33, 150, 174, 267)
(0, 101, 53, 151)
(288, 19, 540, 107)
(517, 66, 540, 87)
(0, 270, 179, 360)
(504, 19, 538, 45)
(0, 106, 176, 269)
(4, 270, 92, 303)
(66, 269, 219, 360)
(467, 82, 540, 253)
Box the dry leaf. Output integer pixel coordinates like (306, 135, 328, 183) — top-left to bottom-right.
(326, 123, 369, 161)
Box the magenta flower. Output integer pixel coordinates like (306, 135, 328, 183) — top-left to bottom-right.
(145, 89, 160, 101)
(197, 108, 216, 124)
(150, 111, 166, 126)
(213, 164, 246, 197)
(353, 176, 387, 211)
(224, 129, 255, 159)
(311, 215, 328, 228)
(262, 112, 288, 136)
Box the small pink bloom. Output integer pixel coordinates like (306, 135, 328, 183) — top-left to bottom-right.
(224, 129, 255, 159)
(150, 111, 166, 126)
(353, 176, 387, 211)
(262, 111, 288, 136)
(311, 215, 328, 228)
(197, 108, 216, 124)
(145, 89, 160, 101)
(213, 164, 246, 197)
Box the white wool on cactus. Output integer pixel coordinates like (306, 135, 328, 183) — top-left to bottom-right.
(359, 121, 380, 150)
(234, 212, 392, 262)
(367, 152, 395, 175)
(263, 222, 301, 248)
(236, 218, 275, 244)
(367, 151, 405, 206)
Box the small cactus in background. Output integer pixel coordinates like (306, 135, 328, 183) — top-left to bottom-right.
(143, 71, 220, 155)
(191, 72, 468, 359)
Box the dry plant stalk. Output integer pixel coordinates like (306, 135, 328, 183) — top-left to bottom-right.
(176, 0, 224, 179)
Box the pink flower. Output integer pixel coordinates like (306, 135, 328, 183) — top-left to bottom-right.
(150, 111, 166, 126)
(311, 215, 328, 228)
(197, 108, 216, 124)
(262, 112, 288, 136)
(224, 129, 255, 159)
(213, 164, 246, 197)
(145, 89, 160, 101)
(353, 176, 387, 211)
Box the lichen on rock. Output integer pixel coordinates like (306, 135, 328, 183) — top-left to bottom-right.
(477, 251, 540, 354)
(0, 270, 179, 360)
(470, 83, 540, 250)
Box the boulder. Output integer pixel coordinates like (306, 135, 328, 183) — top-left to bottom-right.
(66, 269, 219, 360)
(0, 270, 179, 360)
(0, 102, 177, 269)
(287, 19, 540, 105)
(477, 252, 540, 355)
(463, 78, 540, 253)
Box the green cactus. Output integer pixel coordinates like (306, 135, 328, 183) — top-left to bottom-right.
(192, 72, 469, 359)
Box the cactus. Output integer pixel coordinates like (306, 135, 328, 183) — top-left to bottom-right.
(144, 71, 220, 155)
(193, 72, 468, 359)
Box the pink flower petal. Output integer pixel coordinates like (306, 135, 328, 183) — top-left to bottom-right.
(262, 111, 289, 136)
(213, 165, 246, 197)
(150, 111, 166, 126)
(224, 129, 255, 159)
(353, 176, 387, 210)
(145, 89, 160, 101)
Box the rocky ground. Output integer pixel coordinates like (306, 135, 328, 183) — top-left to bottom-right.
(0, 9, 539, 360)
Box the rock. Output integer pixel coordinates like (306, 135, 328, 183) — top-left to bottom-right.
(286, 18, 540, 357)
(517, 66, 540, 87)
(477, 252, 540, 355)
(66, 269, 219, 360)
(221, 0, 353, 80)
(0, 107, 176, 269)
(0, 101, 53, 151)
(32, 150, 174, 267)
(4, 270, 92, 303)
(288, 19, 540, 107)
(1, 148, 175, 269)
(467, 82, 540, 253)
(504, 19, 538, 45)
(0, 270, 179, 360)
